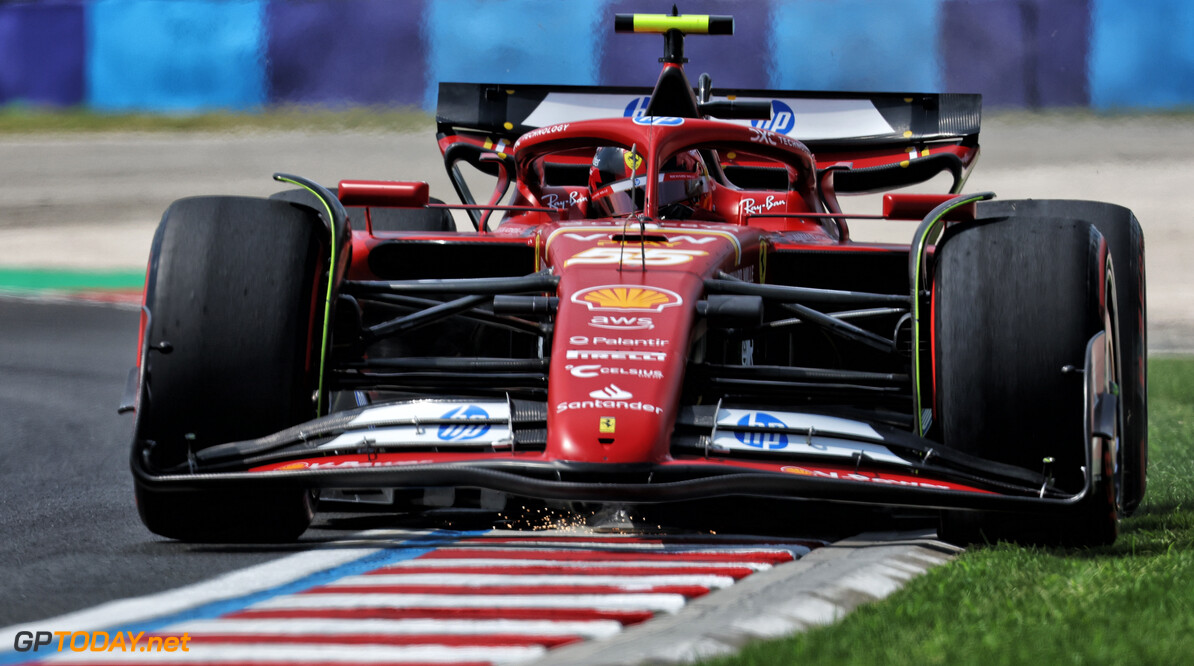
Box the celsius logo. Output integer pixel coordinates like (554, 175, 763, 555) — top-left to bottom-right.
(735, 412, 789, 450)
(566, 364, 663, 380)
(751, 100, 795, 135)
(589, 384, 633, 400)
(624, 96, 651, 117)
(437, 405, 491, 441)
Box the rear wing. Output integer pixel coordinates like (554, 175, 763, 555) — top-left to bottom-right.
(436, 82, 981, 153)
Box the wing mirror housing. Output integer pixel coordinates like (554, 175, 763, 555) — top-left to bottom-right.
(337, 180, 430, 208)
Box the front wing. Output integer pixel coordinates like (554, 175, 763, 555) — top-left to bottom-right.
(132, 394, 1109, 520)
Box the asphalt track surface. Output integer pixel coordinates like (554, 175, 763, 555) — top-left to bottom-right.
(0, 298, 336, 626)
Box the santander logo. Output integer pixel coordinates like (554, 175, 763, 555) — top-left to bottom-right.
(589, 384, 633, 400)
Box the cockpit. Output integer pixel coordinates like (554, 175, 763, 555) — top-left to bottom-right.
(511, 118, 825, 231)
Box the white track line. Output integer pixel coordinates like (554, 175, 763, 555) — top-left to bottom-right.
(426, 546, 796, 556)
(0, 545, 386, 651)
(35, 643, 545, 664)
(374, 558, 775, 571)
(450, 540, 815, 552)
(252, 593, 688, 614)
(329, 573, 736, 588)
(164, 617, 623, 639)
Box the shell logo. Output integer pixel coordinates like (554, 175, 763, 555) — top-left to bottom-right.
(571, 285, 683, 312)
(276, 462, 310, 470)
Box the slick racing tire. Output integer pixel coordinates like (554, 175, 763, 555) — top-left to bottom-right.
(933, 217, 1121, 547)
(977, 199, 1147, 514)
(271, 188, 456, 232)
(133, 196, 326, 542)
(135, 485, 316, 544)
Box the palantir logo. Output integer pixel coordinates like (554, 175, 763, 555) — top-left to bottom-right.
(735, 411, 789, 450)
(437, 405, 491, 441)
(750, 100, 795, 135)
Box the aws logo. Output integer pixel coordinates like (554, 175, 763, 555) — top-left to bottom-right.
(590, 315, 654, 330)
(571, 285, 683, 312)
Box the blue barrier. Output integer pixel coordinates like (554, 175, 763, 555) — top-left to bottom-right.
(421, 0, 604, 110)
(266, 0, 428, 107)
(942, 0, 1090, 108)
(2, 0, 1192, 113)
(0, 1, 85, 107)
(88, 0, 266, 111)
(770, 0, 941, 92)
(1091, 0, 1194, 109)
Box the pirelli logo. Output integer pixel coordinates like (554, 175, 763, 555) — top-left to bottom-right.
(565, 350, 666, 362)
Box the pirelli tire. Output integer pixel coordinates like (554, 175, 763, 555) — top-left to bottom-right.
(133, 196, 326, 543)
(977, 199, 1147, 514)
(933, 216, 1122, 547)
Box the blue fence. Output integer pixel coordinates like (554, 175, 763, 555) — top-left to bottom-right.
(0, 0, 1190, 112)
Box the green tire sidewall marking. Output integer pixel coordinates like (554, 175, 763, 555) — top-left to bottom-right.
(910, 193, 992, 436)
(274, 177, 336, 417)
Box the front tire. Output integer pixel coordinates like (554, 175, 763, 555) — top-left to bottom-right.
(933, 216, 1121, 547)
(977, 200, 1146, 513)
(133, 196, 326, 542)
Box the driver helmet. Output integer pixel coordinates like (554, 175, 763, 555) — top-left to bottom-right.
(588, 146, 647, 217)
(588, 147, 712, 219)
(657, 149, 712, 219)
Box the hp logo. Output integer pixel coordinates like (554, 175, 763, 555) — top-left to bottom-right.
(623, 96, 651, 118)
(437, 405, 491, 441)
(735, 412, 789, 450)
(750, 100, 795, 135)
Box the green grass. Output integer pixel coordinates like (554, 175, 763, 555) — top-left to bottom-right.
(0, 105, 433, 134)
(706, 357, 1194, 666)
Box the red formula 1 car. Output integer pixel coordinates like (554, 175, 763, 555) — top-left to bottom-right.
(124, 12, 1147, 546)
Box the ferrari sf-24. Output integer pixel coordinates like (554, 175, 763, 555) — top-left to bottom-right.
(122, 11, 1147, 547)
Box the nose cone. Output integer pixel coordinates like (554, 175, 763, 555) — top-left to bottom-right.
(547, 270, 701, 463)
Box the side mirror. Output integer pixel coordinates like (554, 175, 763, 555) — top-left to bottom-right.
(337, 180, 430, 208)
